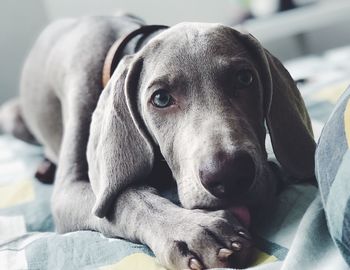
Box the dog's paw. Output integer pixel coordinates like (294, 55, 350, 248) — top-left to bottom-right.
(153, 209, 253, 270)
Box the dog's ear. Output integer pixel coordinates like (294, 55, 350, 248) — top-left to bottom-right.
(87, 55, 154, 218)
(236, 31, 316, 181)
(264, 51, 316, 181)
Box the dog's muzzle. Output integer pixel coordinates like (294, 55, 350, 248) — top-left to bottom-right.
(198, 150, 256, 227)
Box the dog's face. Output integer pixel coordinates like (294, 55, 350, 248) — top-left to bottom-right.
(137, 23, 275, 216)
(87, 22, 315, 220)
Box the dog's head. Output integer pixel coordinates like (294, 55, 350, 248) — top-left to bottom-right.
(87, 23, 315, 220)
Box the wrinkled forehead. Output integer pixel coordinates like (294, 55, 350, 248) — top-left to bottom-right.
(139, 23, 252, 78)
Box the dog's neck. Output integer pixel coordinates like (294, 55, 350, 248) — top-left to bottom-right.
(102, 25, 168, 88)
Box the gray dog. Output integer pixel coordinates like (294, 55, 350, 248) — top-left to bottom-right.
(0, 14, 316, 269)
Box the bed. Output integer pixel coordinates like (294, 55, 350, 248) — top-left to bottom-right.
(1, 46, 350, 270)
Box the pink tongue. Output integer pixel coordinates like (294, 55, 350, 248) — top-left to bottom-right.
(229, 206, 251, 228)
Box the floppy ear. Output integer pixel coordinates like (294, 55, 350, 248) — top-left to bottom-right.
(264, 51, 316, 181)
(235, 31, 316, 182)
(87, 56, 154, 218)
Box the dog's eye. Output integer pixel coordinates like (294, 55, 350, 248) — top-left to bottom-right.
(236, 69, 253, 86)
(151, 90, 173, 108)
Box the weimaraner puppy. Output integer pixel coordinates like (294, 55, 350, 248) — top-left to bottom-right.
(0, 14, 316, 269)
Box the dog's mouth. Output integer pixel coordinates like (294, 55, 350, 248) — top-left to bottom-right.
(228, 205, 251, 228)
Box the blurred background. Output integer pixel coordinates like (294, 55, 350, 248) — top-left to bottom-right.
(1, 0, 350, 102)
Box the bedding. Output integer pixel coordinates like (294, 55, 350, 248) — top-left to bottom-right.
(315, 85, 350, 266)
(2, 46, 350, 269)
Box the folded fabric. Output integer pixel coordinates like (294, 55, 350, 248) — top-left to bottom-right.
(316, 85, 350, 265)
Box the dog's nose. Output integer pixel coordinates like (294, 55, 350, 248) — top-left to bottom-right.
(199, 150, 255, 198)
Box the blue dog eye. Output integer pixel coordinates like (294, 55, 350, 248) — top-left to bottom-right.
(151, 90, 173, 108)
(237, 69, 253, 86)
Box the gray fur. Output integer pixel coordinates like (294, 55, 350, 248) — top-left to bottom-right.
(0, 16, 315, 269)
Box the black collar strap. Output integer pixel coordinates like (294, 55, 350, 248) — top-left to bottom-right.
(102, 25, 169, 88)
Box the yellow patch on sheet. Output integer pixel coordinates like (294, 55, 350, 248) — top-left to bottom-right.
(99, 249, 276, 270)
(250, 248, 278, 266)
(0, 179, 35, 208)
(344, 99, 350, 148)
(311, 81, 350, 104)
(99, 253, 167, 270)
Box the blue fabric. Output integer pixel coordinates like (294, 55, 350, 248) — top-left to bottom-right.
(315, 86, 350, 265)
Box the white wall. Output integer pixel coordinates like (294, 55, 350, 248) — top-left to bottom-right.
(0, 0, 48, 102)
(42, 0, 242, 25)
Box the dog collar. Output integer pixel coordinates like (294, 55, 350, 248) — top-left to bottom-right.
(102, 25, 169, 88)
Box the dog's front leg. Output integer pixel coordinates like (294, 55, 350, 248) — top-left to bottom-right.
(52, 105, 252, 269)
(112, 186, 254, 269)
(53, 179, 252, 269)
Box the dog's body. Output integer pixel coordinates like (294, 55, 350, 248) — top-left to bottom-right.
(0, 15, 316, 269)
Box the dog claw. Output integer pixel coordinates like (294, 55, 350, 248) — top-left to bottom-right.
(231, 241, 242, 251)
(218, 248, 233, 259)
(237, 230, 250, 240)
(189, 258, 202, 270)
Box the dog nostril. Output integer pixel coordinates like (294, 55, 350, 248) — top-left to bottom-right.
(207, 182, 226, 196)
(199, 168, 227, 198)
(199, 150, 256, 198)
